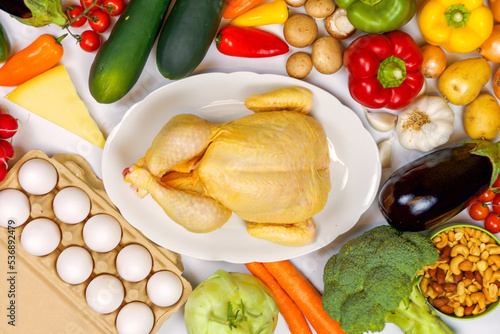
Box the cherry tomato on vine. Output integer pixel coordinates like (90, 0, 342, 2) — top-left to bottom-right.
(468, 201, 491, 221)
(66, 5, 87, 27)
(478, 189, 496, 202)
(493, 194, 500, 214)
(485, 212, 500, 234)
(103, 0, 125, 16)
(79, 30, 101, 52)
(80, 0, 102, 10)
(494, 174, 500, 188)
(88, 9, 110, 33)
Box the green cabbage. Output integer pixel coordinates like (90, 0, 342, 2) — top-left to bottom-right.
(185, 270, 279, 334)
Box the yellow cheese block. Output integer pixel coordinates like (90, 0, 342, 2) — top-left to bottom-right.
(5, 65, 105, 149)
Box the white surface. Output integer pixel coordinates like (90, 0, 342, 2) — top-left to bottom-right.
(0, 0, 499, 333)
(102, 71, 381, 263)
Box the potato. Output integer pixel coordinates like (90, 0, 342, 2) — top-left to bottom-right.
(305, 0, 335, 19)
(311, 36, 343, 75)
(283, 14, 318, 48)
(464, 94, 500, 140)
(286, 52, 313, 79)
(438, 57, 491, 106)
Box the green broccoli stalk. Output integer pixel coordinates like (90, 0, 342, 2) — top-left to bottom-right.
(322, 225, 455, 334)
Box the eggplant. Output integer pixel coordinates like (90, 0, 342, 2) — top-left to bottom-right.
(378, 142, 499, 232)
(0, 0, 31, 19)
(0, 0, 67, 27)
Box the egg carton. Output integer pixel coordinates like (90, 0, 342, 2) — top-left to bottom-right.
(0, 149, 192, 334)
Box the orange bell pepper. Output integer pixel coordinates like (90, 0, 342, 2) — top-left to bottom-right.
(222, 0, 263, 19)
(0, 34, 65, 86)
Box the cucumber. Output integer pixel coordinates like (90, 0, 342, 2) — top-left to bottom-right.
(89, 0, 172, 104)
(0, 22, 10, 63)
(156, 0, 228, 80)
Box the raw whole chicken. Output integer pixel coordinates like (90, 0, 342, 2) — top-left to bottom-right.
(123, 87, 331, 246)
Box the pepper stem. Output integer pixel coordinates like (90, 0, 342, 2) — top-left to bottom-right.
(377, 55, 407, 89)
(444, 5, 471, 28)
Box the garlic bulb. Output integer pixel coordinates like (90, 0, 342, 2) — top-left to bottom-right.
(396, 95, 454, 152)
(364, 107, 398, 132)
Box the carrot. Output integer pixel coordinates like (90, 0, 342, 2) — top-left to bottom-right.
(262, 260, 345, 334)
(222, 0, 263, 19)
(246, 262, 313, 334)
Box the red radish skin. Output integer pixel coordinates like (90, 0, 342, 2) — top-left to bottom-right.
(0, 140, 14, 161)
(0, 162, 7, 181)
(0, 113, 18, 139)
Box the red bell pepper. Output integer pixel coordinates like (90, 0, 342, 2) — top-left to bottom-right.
(343, 30, 424, 110)
(215, 26, 289, 58)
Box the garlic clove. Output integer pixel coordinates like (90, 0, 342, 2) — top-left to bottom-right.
(364, 107, 398, 132)
(378, 135, 393, 169)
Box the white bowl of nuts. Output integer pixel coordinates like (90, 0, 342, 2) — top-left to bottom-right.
(419, 222, 500, 319)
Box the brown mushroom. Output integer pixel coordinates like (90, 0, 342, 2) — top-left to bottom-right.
(285, 0, 307, 7)
(286, 52, 313, 79)
(283, 13, 319, 48)
(304, 0, 336, 20)
(324, 8, 356, 39)
(311, 36, 343, 75)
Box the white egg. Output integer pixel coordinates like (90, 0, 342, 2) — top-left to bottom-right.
(83, 214, 122, 252)
(53, 187, 91, 224)
(56, 246, 94, 285)
(116, 244, 153, 282)
(146, 271, 183, 307)
(21, 218, 61, 256)
(0, 189, 30, 228)
(116, 302, 155, 334)
(86, 274, 124, 314)
(18, 158, 58, 195)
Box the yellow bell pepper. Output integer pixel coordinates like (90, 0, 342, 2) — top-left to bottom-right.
(418, 0, 493, 53)
(230, 0, 289, 27)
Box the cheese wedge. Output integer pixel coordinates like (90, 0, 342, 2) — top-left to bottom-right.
(5, 65, 106, 149)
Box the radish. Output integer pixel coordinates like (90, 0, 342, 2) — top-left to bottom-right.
(0, 163, 6, 181)
(0, 140, 14, 163)
(0, 113, 19, 139)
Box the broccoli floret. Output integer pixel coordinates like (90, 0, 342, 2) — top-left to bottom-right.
(322, 225, 454, 334)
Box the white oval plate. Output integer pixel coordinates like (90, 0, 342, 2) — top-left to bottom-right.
(102, 72, 381, 263)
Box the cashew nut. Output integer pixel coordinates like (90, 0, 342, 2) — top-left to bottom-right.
(434, 233, 448, 249)
(487, 255, 500, 268)
(491, 270, 500, 283)
(470, 292, 487, 309)
(451, 244, 470, 257)
(450, 255, 465, 275)
(485, 244, 500, 255)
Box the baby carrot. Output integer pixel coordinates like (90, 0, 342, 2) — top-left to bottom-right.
(246, 262, 312, 334)
(263, 260, 345, 334)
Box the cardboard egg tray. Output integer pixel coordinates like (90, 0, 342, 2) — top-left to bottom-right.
(0, 149, 192, 334)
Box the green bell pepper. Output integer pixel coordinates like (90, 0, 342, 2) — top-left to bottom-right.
(335, 0, 416, 33)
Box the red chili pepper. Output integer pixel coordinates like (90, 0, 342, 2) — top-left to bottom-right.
(343, 30, 424, 110)
(216, 26, 289, 58)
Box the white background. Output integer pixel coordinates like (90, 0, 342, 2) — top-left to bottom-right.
(0, 0, 499, 333)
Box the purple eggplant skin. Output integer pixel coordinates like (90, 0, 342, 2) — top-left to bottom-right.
(0, 1, 31, 19)
(378, 143, 492, 232)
